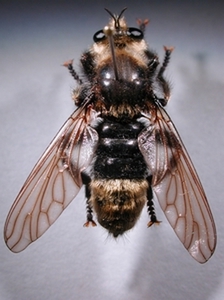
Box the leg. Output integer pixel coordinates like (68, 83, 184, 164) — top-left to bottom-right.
(63, 59, 83, 85)
(145, 50, 160, 76)
(80, 50, 96, 80)
(81, 173, 97, 227)
(136, 18, 149, 33)
(146, 179, 161, 227)
(156, 46, 174, 105)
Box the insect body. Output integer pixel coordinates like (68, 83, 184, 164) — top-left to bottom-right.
(4, 8, 216, 263)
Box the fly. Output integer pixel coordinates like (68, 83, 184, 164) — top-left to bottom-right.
(4, 8, 216, 263)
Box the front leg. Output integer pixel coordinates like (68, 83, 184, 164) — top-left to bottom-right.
(156, 46, 174, 106)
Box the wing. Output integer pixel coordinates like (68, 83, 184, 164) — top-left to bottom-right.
(138, 104, 216, 263)
(4, 104, 99, 253)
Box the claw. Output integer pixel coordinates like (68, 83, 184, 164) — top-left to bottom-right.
(83, 220, 97, 227)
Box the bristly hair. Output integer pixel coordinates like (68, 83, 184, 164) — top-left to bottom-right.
(104, 7, 127, 30)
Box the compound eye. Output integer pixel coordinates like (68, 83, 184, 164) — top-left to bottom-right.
(93, 30, 106, 42)
(127, 27, 143, 39)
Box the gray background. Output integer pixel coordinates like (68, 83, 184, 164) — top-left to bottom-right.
(1, 0, 224, 299)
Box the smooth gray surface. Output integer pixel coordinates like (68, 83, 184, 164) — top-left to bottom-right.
(1, 1, 224, 299)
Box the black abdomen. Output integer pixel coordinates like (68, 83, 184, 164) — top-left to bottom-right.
(94, 119, 147, 179)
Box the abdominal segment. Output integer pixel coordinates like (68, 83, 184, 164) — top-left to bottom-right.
(90, 179, 148, 236)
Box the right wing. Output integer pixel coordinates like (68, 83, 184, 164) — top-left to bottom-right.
(138, 104, 216, 263)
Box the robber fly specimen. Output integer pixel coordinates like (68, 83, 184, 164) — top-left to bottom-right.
(4, 8, 216, 263)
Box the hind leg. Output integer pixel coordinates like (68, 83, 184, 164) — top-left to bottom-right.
(146, 178, 161, 227)
(81, 173, 97, 227)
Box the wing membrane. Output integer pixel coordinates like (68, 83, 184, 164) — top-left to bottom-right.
(4, 105, 99, 252)
(138, 104, 216, 263)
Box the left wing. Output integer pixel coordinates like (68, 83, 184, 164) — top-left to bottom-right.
(138, 103, 216, 263)
(4, 104, 99, 252)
